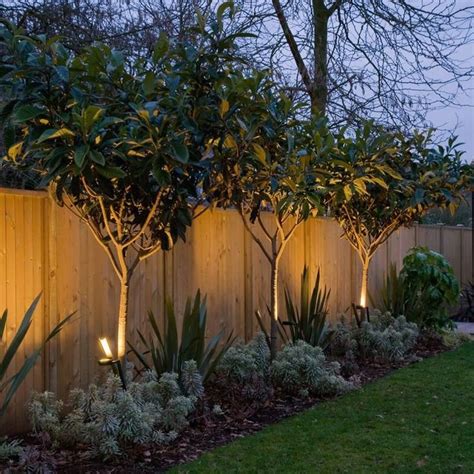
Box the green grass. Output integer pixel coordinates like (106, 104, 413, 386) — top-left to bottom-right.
(174, 343, 474, 473)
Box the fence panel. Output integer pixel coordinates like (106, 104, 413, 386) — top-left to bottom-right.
(0, 188, 472, 433)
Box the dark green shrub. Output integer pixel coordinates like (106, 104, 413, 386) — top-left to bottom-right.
(400, 247, 459, 329)
(129, 291, 234, 382)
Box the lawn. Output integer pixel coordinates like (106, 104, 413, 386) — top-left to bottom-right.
(174, 343, 474, 473)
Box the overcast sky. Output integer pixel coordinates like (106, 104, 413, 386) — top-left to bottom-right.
(427, 0, 473, 162)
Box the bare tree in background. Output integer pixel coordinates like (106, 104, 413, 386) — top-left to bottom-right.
(1, 0, 473, 128)
(0, 0, 214, 58)
(231, 0, 474, 129)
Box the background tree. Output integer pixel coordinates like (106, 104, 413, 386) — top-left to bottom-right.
(325, 123, 472, 309)
(208, 73, 332, 357)
(2, 0, 472, 129)
(233, 0, 474, 129)
(0, 6, 242, 360)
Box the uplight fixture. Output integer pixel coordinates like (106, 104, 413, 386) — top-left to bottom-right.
(97, 337, 126, 389)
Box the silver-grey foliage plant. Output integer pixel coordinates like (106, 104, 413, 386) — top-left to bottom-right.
(28, 365, 203, 459)
(270, 340, 352, 398)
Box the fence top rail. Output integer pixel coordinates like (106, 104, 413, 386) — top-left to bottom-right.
(0, 188, 471, 232)
(0, 187, 48, 198)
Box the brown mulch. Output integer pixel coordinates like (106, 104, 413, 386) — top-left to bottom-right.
(1, 336, 448, 473)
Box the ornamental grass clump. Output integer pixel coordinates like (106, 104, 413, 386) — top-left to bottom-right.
(28, 366, 202, 459)
(270, 340, 352, 398)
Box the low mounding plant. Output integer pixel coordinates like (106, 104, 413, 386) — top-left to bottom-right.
(401, 247, 460, 329)
(0, 438, 22, 461)
(129, 291, 234, 382)
(29, 365, 202, 459)
(216, 333, 271, 402)
(270, 341, 351, 398)
(330, 311, 419, 363)
(1, 294, 73, 417)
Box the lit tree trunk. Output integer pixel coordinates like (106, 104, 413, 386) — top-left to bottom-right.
(359, 256, 371, 308)
(117, 272, 130, 360)
(269, 252, 280, 359)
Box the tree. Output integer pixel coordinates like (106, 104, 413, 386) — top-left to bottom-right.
(231, 0, 474, 128)
(0, 6, 242, 360)
(208, 73, 332, 357)
(326, 123, 472, 309)
(0, 0, 214, 58)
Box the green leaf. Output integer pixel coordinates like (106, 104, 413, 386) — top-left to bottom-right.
(171, 142, 189, 163)
(74, 144, 89, 168)
(95, 164, 126, 179)
(83, 106, 104, 131)
(153, 32, 169, 62)
(14, 105, 43, 122)
(143, 71, 156, 95)
(216, 1, 234, 31)
(90, 150, 105, 165)
(36, 128, 75, 143)
(54, 65, 69, 82)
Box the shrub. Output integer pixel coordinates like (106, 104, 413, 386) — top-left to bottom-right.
(358, 312, 419, 362)
(129, 290, 234, 382)
(0, 438, 22, 461)
(401, 247, 460, 329)
(270, 341, 352, 397)
(216, 333, 271, 401)
(330, 311, 419, 363)
(28, 367, 201, 459)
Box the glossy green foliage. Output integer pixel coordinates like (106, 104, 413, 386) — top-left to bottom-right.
(0, 6, 246, 249)
(400, 247, 460, 329)
(325, 121, 472, 253)
(0, 295, 73, 417)
(207, 77, 332, 222)
(282, 266, 332, 349)
(129, 291, 234, 382)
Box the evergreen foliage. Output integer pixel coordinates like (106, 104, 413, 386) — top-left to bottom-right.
(28, 368, 201, 458)
(270, 341, 352, 397)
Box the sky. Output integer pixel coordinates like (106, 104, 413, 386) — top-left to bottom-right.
(425, 0, 474, 162)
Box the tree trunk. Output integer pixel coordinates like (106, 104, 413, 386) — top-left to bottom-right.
(360, 257, 370, 308)
(270, 259, 279, 359)
(117, 273, 130, 360)
(312, 0, 329, 115)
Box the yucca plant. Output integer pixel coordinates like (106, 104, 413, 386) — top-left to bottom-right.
(129, 290, 235, 382)
(373, 263, 406, 316)
(282, 266, 332, 349)
(255, 266, 332, 350)
(0, 294, 73, 417)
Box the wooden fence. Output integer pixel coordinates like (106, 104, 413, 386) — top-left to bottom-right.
(0, 187, 472, 433)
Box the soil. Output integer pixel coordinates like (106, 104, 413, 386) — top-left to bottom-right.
(1, 336, 449, 473)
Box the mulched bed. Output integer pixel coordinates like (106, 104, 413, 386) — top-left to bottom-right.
(1, 335, 448, 473)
